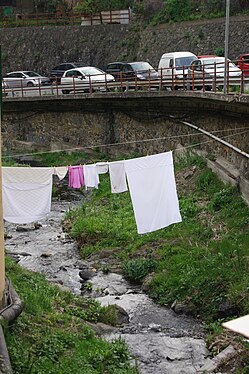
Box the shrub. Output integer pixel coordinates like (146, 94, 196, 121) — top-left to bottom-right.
(122, 257, 157, 283)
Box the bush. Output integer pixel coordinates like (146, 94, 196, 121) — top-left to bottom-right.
(122, 257, 157, 283)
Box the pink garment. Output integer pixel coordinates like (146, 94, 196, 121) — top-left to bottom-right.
(68, 166, 84, 188)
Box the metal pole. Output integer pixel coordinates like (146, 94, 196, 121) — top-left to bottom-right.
(224, 0, 230, 94)
(0, 45, 5, 309)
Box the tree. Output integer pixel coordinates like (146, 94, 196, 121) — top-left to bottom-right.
(74, 0, 133, 14)
(34, 0, 68, 13)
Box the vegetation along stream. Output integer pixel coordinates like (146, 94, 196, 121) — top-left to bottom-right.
(3, 151, 249, 373)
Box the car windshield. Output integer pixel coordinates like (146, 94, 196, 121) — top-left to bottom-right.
(203, 58, 236, 70)
(24, 71, 41, 77)
(80, 67, 104, 76)
(175, 57, 196, 70)
(130, 62, 155, 71)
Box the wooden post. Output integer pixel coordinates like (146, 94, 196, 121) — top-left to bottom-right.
(0, 45, 5, 309)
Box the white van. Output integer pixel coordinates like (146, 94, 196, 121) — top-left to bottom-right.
(158, 51, 197, 88)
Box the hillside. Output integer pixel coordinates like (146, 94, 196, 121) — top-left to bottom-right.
(1, 14, 249, 75)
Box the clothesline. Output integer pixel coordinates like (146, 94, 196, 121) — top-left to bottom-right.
(2, 126, 248, 160)
(2, 151, 182, 235)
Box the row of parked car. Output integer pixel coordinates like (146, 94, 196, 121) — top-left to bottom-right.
(2, 52, 249, 93)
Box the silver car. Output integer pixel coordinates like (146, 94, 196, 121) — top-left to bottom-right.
(60, 66, 115, 94)
(188, 57, 242, 90)
(3, 71, 51, 88)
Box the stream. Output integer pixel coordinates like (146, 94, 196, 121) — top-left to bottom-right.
(4, 198, 213, 373)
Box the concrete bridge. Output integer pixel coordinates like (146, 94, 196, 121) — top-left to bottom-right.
(3, 90, 249, 116)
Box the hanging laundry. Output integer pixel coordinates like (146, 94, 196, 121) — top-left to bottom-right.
(124, 151, 182, 234)
(68, 165, 84, 189)
(109, 161, 128, 193)
(2, 167, 54, 224)
(96, 162, 109, 175)
(53, 166, 68, 180)
(84, 164, 99, 189)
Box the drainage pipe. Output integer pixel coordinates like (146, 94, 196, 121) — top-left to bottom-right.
(0, 325, 12, 374)
(170, 116, 249, 159)
(0, 280, 23, 374)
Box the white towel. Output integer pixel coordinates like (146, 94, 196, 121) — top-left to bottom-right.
(96, 162, 109, 174)
(53, 166, 68, 180)
(124, 152, 182, 234)
(109, 161, 128, 193)
(2, 167, 53, 224)
(84, 164, 99, 189)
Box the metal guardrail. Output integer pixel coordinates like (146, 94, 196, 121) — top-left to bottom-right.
(2, 62, 249, 98)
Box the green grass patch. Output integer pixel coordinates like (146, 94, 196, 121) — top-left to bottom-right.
(5, 257, 138, 374)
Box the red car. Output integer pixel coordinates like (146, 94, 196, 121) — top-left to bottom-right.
(237, 54, 249, 76)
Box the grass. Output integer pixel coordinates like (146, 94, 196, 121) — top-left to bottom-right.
(65, 152, 249, 323)
(4, 257, 138, 374)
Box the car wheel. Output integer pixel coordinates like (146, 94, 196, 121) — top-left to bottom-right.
(62, 90, 70, 94)
(205, 85, 212, 91)
(27, 82, 34, 87)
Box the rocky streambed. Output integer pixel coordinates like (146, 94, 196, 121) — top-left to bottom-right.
(4, 198, 216, 373)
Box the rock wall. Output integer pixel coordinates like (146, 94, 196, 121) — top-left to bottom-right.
(0, 15, 249, 75)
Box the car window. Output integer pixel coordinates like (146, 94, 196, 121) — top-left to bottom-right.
(241, 56, 249, 63)
(65, 70, 78, 77)
(24, 71, 40, 77)
(107, 64, 117, 70)
(131, 62, 154, 71)
(7, 73, 24, 78)
(81, 67, 103, 75)
(175, 56, 196, 70)
(192, 60, 201, 71)
(66, 64, 74, 70)
(59, 64, 67, 71)
(122, 64, 132, 72)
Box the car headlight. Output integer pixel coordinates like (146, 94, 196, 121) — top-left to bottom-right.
(136, 74, 146, 80)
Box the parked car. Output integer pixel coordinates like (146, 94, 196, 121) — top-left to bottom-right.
(105, 61, 159, 90)
(236, 54, 249, 76)
(3, 71, 51, 88)
(158, 51, 197, 88)
(50, 62, 86, 83)
(105, 61, 127, 80)
(60, 66, 115, 94)
(187, 56, 242, 90)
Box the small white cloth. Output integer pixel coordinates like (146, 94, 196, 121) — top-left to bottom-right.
(109, 161, 128, 193)
(2, 167, 54, 224)
(96, 162, 109, 174)
(223, 315, 249, 338)
(53, 166, 68, 180)
(84, 164, 99, 189)
(124, 151, 182, 234)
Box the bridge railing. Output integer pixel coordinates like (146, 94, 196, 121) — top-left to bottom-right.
(2, 60, 249, 98)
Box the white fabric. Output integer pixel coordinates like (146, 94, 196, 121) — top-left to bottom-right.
(124, 151, 182, 234)
(96, 162, 109, 174)
(84, 164, 99, 189)
(109, 161, 128, 193)
(53, 166, 68, 180)
(2, 167, 53, 224)
(223, 315, 249, 338)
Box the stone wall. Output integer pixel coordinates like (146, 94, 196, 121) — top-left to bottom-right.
(1, 15, 249, 75)
(3, 110, 248, 173)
